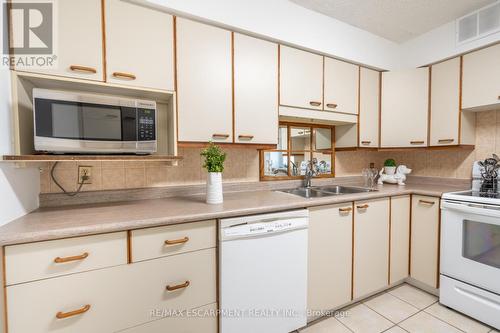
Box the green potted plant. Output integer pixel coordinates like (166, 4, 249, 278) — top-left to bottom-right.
(384, 158, 397, 175)
(201, 142, 227, 204)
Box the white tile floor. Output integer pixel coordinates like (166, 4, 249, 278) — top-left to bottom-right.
(299, 283, 498, 333)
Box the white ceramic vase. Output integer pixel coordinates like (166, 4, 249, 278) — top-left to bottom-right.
(385, 166, 396, 175)
(206, 172, 223, 204)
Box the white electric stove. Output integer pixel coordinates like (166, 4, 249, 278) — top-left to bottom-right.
(440, 170, 500, 329)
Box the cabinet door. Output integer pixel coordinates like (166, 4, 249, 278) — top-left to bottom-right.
(353, 198, 390, 299)
(280, 46, 323, 110)
(105, 0, 174, 90)
(234, 33, 278, 144)
(381, 68, 429, 147)
(462, 43, 500, 110)
(390, 196, 410, 284)
(176, 18, 232, 143)
(12, 0, 104, 81)
(324, 58, 359, 114)
(308, 204, 353, 318)
(359, 68, 380, 147)
(410, 195, 440, 288)
(430, 58, 460, 146)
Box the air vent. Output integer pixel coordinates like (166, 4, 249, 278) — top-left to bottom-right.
(457, 1, 500, 44)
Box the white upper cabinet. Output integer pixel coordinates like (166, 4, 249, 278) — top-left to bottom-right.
(324, 58, 359, 114)
(359, 68, 380, 147)
(12, 0, 104, 81)
(280, 46, 323, 110)
(430, 58, 460, 146)
(381, 68, 429, 148)
(105, 0, 174, 91)
(462, 43, 500, 111)
(234, 33, 278, 145)
(176, 18, 233, 143)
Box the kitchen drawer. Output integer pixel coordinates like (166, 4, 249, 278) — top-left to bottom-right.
(6, 263, 131, 333)
(130, 220, 216, 262)
(5, 232, 127, 285)
(117, 303, 218, 333)
(125, 248, 217, 325)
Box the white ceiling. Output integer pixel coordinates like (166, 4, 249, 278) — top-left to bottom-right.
(289, 0, 497, 43)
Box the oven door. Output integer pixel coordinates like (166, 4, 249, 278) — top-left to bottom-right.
(441, 200, 500, 294)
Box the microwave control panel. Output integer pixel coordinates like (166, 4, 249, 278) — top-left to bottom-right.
(138, 109, 156, 141)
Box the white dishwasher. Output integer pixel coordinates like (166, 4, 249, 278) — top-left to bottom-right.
(219, 209, 309, 333)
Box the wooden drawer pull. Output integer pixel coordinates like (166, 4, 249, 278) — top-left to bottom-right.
(419, 199, 436, 205)
(165, 237, 189, 246)
(54, 252, 89, 264)
(309, 101, 322, 107)
(356, 204, 369, 209)
(339, 207, 352, 213)
(438, 139, 454, 143)
(112, 72, 136, 80)
(410, 141, 425, 145)
(326, 103, 338, 109)
(212, 133, 230, 139)
(166, 280, 190, 292)
(69, 65, 97, 74)
(238, 135, 254, 140)
(361, 141, 371, 145)
(56, 304, 91, 319)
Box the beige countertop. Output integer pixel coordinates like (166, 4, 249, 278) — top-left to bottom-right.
(0, 183, 467, 246)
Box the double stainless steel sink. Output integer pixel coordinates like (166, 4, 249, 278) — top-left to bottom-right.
(278, 185, 377, 198)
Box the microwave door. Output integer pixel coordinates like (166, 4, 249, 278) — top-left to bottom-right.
(81, 105, 122, 141)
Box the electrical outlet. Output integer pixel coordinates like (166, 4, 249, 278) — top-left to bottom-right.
(78, 166, 92, 184)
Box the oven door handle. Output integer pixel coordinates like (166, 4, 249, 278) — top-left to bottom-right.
(442, 200, 500, 219)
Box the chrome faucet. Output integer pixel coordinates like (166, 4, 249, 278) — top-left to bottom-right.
(304, 158, 318, 188)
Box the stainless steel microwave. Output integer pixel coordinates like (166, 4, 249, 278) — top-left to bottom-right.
(33, 89, 157, 154)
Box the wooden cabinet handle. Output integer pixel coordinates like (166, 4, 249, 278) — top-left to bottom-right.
(69, 65, 97, 74)
(212, 133, 230, 139)
(165, 237, 189, 245)
(238, 135, 254, 140)
(410, 141, 425, 145)
(112, 72, 136, 80)
(326, 103, 338, 109)
(309, 101, 322, 107)
(56, 304, 91, 319)
(438, 139, 454, 143)
(166, 280, 190, 291)
(356, 204, 369, 209)
(361, 141, 371, 145)
(419, 199, 435, 205)
(54, 252, 89, 264)
(339, 207, 352, 213)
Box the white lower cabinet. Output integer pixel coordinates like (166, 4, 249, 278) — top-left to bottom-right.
(307, 204, 353, 319)
(389, 196, 410, 284)
(6, 248, 216, 333)
(353, 198, 390, 299)
(410, 195, 440, 289)
(117, 303, 218, 333)
(6, 262, 131, 333)
(5, 222, 217, 333)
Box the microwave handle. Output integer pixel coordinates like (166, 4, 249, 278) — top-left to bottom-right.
(442, 200, 500, 219)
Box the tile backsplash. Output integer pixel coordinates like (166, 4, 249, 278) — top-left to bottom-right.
(40, 110, 499, 194)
